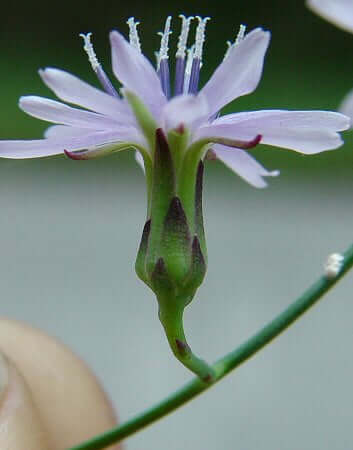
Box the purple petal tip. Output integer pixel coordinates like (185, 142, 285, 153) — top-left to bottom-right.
(244, 134, 262, 149)
(64, 149, 86, 160)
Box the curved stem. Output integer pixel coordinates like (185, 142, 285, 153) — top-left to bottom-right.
(68, 244, 353, 450)
(158, 305, 216, 383)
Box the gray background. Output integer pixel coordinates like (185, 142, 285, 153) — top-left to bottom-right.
(0, 158, 352, 450)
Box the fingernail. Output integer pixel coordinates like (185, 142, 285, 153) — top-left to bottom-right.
(0, 352, 9, 404)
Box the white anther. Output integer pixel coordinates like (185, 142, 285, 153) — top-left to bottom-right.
(157, 16, 172, 62)
(324, 253, 344, 279)
(127, 17, 142, 52)
(194, 16, 210, 60)
(223, 24, 247, 61)
(176, 15, 194, 58)
(80, 33, 100, 72)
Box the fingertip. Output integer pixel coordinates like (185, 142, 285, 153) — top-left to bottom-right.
(0, 351, 51, 450)
(0, 318, 120, 449)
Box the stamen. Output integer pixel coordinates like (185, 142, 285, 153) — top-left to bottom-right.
(157, 16, 172, 63)
(188, 59, 201, 94)
(176, 15, 194, 58)
(157, 16, 172, 98)
(159, 59, 171, 98)
(174, 15, 193, 96)
(188, 17, 210, 94)
(174, 57, 185, 96)
(127, 17, 142, 52)
(80, 33, 100, 71)
(223, 24, 247, 60)
(80, 33, 119, 98)
(183, 46, 194, 94)
(235, 24, 246, 45)
(194, 16, 210, 60)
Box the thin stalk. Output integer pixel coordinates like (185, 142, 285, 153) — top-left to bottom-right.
(158, 305, 216, 382)
(68, 244, 353, 450)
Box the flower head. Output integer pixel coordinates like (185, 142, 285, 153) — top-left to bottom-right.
(1, 15, 350, 380)
(0, 16, 349, 186)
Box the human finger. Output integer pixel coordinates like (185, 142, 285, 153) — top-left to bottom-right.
(0, 318, 120, 449)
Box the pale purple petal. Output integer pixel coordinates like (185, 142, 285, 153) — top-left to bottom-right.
(197, 110, 350, 154)
(212, 144, 279, 188)
(200, 28, 270, 116)
(44, 125, 88, 139)
(0, 128, 144, 159)
(109, 31, 167, 117)
(20, 96, 121, 129)
(39, 68, 132, 122)
(307, 0, 353, 33)
(339, 87, 353, 125)
(161, 94, 209, 131)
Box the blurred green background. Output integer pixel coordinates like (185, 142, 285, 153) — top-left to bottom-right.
(1, 0, 353, 449)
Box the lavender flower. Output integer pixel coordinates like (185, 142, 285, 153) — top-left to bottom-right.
(1, 16, 350, 380)
(0, 16, 349, 188)
(307, 0, 353, 124)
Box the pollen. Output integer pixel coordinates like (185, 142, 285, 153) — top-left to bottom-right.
(79, 33, 100, 72)
(127, 17, 142, 52)
(176, 15, 194, 58)
(324, 253, 344, 279)
(194, 16, 210, 60)
(157, 16, 172, 62)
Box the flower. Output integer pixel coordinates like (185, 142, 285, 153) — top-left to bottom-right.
(0, 16, 350, 380)
(307, 0, 353, 123)
(0, 16, 349, 188)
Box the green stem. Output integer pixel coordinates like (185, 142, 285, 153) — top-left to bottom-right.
(158, 304, 216, 383)
(68, 244, 353, 450)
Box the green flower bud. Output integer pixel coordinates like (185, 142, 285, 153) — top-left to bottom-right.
(135, 128, 207, 305)
(135, 128, 214, 382)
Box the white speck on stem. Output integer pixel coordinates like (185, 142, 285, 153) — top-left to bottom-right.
(324, 253, 344, 279)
